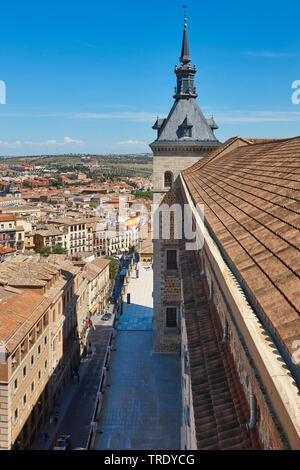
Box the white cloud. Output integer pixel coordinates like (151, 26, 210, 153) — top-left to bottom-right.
(117, 140, 147, 146)
(0, 140, 22, 148)
(63, 136, 85, 145)
(1, 136, 85, 149)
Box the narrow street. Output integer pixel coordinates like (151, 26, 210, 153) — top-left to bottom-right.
(36, 319, 112, 450)
(94, 264, 181, 450)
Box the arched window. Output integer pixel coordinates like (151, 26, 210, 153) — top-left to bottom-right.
(164, 171, 173, 188)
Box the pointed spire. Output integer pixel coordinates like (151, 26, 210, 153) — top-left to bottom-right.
(180, 5, 191, 64)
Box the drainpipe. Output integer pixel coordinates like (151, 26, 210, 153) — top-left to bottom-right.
(220, 317, 228, 344)
(246, 385, 256, 430)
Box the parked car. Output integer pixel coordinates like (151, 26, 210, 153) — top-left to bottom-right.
(53, 435, 70, 450)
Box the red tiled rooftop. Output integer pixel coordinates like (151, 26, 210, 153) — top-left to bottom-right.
(182, 135, 300, 365)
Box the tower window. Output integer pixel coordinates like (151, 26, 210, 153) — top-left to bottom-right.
(164, 171, 173, 188)
(166, 307, 178, 328)
(166, 249, 177, 270)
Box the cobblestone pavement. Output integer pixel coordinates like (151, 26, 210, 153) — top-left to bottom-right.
(94, 265, 181, 450)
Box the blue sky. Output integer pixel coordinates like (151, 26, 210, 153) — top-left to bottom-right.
(0, 0, 300, 155)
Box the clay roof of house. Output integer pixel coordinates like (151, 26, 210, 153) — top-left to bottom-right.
(83, 258, 110, 281)
(0, 257, 60, 287)
(35, 228, 63, 237)
(0, 289, 50, 352)
(0, 245, 16, 255)
(90, 258, 110, 270)
(182, 135, 300, 368)
(0, 213, 16, 222)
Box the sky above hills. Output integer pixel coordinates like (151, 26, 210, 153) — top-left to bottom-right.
(0, 0, 300, 155)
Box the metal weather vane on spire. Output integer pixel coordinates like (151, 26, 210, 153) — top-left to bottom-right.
(182, 4, 187, 28)
(180, 5, 191, 64)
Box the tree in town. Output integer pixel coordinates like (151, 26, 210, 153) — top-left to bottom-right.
(104, 256, 119, 280)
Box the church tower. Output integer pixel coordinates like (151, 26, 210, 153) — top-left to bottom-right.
(150, 10, 221, 352)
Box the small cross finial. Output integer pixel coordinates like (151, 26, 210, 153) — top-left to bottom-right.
(182, 5, 187, 29)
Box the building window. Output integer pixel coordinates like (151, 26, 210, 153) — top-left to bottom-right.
(38, 370, 41, 381)
(14, 378, 18, 390)
(164, 171, 173, 188)
(30, 355, 34, 366)
(166, 307, 177, 328)
(14, 408, 18, 423)
(44, 360, 47, 370)
(23, 366, 26, 378)
(23, 394, 27, 407)
(31, 381, 34, 394)
(166, 249, 177, 270)
(44, 336, 47, 346)
(38, 345, 41, 356)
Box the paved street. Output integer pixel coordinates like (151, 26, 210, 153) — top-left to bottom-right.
(119, 265, 153, 331)
(94, 264, 181, 450)
(36, 319, 112, 450)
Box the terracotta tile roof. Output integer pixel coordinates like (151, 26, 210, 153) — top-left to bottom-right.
(0, 289, 50, 352)
(0, 245, 16, 255)
(83, 259, 109, 281)
(0, 258, 60, 287)
(182, 135, 300, 368)
(180, 249, 262, 449)
(0, 213, 16, 222)
(89, 258, 110, 270)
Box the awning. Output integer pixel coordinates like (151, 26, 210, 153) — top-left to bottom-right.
(90, 303, 99, 314)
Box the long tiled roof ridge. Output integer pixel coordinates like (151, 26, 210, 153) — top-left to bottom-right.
(182, 136, 300, 371)
(183, 136, 300, 176)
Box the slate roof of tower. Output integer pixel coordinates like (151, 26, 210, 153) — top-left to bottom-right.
(151, 18, 220, 147)
(154, 98, 219, 143)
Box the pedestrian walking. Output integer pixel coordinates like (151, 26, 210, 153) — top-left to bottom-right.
(88, 318, 95, 330)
